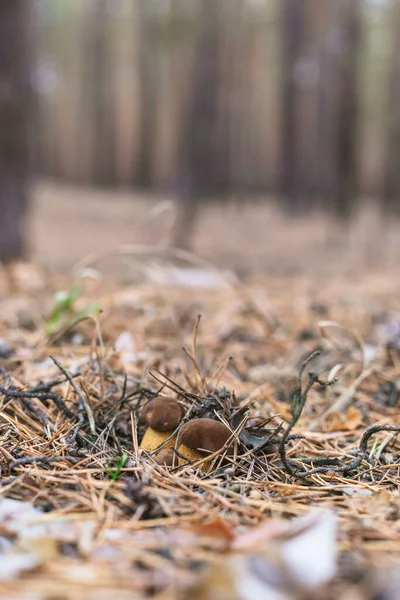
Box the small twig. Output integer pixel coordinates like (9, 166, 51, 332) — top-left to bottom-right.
(66, 413, 85, 444)
(0, 367, 12, 386)
(210, 356, 233, 389)
(284, 423, 400, 479)
(279, 351, 338, 477)
(150, 369, 203, 401)
(310, 368, 373, 431)
(102, 386, 150, 418)
(182, 346, 207, 393)
(51, 356, 96, 435)
(171, 447, 192, 463)
(359, 424, 400, 455)
(375, 431, 400, 462)
(191, 315, 203, 391)
(295, 456, 344, 467)
(299, 350, 321, 380)
(19, 396, 51, 429)
(300, 426, 400, 477)
(0, 385, 75, 419)
(29, 372, 82, 393)
(47, 315, 93, 347)
(10, 455, 78, 469)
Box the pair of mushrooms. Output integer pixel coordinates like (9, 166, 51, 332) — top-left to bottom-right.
(140, 396, 233, 470)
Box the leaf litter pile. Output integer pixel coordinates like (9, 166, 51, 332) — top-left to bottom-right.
(1, 263, 400, 598)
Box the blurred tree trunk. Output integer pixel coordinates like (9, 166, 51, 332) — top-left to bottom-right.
(383, 1, 400, 214)
(279, 0, 306, 214)
(134, 0, 159, 188)
(82, 0, 115, 186)
(316, 4, 339, 204)
(296, 0, 324, 207)
(0, 0, 31, 262)
(172, 0, 223, 250)
(216, 0, 241, 196)
(333, 0, 361, 221)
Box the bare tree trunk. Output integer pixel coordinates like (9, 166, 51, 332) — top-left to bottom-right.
(172, 0, 223, 250)
(316, 4, 339, 204)
(383, 0, 400, 215)
(279, 0, 306, 214)
(134, 0, 159, 189)
(297, 0, 330, 208)
(81, 0, 115, 186)
(0, 0, 31, 262)
(333, 0, 361, 221)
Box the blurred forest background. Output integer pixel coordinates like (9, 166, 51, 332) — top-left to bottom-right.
(1, 0, 400, 275)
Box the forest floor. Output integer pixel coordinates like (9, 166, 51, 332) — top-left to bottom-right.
(0, 182, 400, 598)
(29, 180, 398, 277)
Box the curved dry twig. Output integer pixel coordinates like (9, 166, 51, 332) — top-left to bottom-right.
(279, 351, 338, 476)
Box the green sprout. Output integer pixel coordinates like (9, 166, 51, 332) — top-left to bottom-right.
(107, 453, 128, 481)
(44, 283, 101, 337)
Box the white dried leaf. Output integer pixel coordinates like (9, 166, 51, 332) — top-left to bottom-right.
(278, 509, 337, 589)
(342, 487, 373, 497)
(0, 498, 42, 532)
(114, 331, 135, 353)
(0, 552, 40, 580)
(196, 509, 337, 599)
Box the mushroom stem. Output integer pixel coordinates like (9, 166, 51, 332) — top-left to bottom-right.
(140, 428, 176, 453)
(177, 444, 212, 472)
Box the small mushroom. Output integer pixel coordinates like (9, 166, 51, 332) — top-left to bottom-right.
(140, 397, 183, 452)
(177, 418, 233, 471)
(155, 448, 175, 467)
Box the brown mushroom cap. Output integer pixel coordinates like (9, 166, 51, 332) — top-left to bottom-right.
(155, 448, 175, 467)
(141, 397, 183, 432)
(179, 418, 232, 454)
